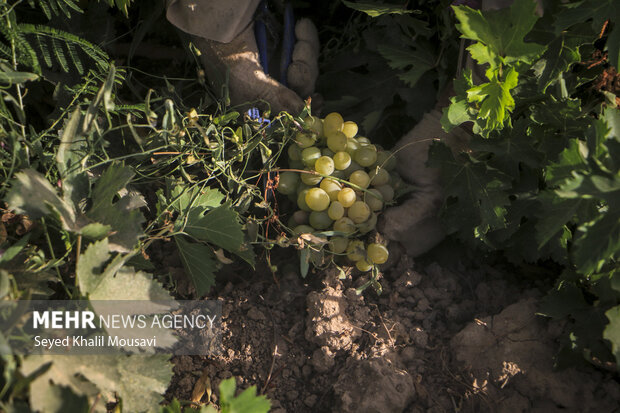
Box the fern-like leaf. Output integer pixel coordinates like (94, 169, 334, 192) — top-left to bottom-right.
(28, 0, 83, 19)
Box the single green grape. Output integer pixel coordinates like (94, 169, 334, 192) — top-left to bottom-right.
(288, 144, 301, 161)
(357, 212, 377, 234)
(301, 170, 322, 186)
(357, 136, 371, 146)
(315, 156, 335, 176)
(342, 121, 358, 139)
(323, 112, 344, 136)
(367, 243, 389, 264)
(333, 151, 352, 170)
(337, 187, 357, 207)
(333, 217, 356, 234)
(327, 131, 348, 152)
(346, 138, 360, 156)
(320, 178, 342, 201)
(364, 188, 384, 211)
(277, 171, 299, 195)
(348, 201, 370, 223)
(301, 146, 322, 167)
(349, 170, 370, 189)
(289, 159, 305, 170)
(355, 259, 373, 272)
(293, 224, 314, 235)
(354, 146, 377, 167)
(327, 201, 345, 220)
(346, 240, 365, 262)
(305, 187, 330, 211)
(297, 189, 311, 212)
(309, 211, 333, 230)
(295, 131, 317, 148)
(375, 150, 396, 170)
(369, 166, 390, 187)
(329, 237, 349, 254)
(376, 184, 394, 202)
(292, 210, 309, 225)
(343, 161, 363, 177)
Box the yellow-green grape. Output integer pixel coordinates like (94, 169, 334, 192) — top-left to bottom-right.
(346, 240, 365, 261)
(293, 224, 314, 235)
(337, 187, 357, 207)
(349, 170, 371, 189)
(321, 148, 335, 157)
(364, 188, 384, 211)
(376, 184, 394, 202)
(297, 189, 311, 212)
(346, 138, 360, 156)
(301, 170, 322, 186)
(309, 211, 333, 230)
(323, 112, 344, 136)
(327, 131, 348, 152)
(354, 146, 377, 167)
(333, 151, 352, 170)
(301, 147, 322, 167)
(305, 187, 330, 211)
(348, 201, 370, 223)
(288, 144, 301, 161)
(375, 150, 396, 170)
(292, 210, 309, 225)
(295, 131, 317, 148)
(356, 259, 373, 272)
(329, 237, 348, 254)
(357, 136, 371, 146)
(369, 166, 390, 187)
(367, 243, 389, 264)
(357, 212, 377, 234)
(304, 115, 323, 135)
(327, 201, 345, 220)
(315, 156, 335, 176)
(320, 178, 342, 201)
(342, 121, 358, 139)
(334, 217, 356, 234)
(277, 171, 299, 195)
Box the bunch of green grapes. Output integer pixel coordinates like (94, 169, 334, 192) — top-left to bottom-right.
(276, 112, 400, 272)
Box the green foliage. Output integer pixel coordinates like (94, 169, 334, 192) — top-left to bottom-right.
(21, 354, 173, 413)
(341, 1, 414, 17)
(433, 0, 620, 368)
(162, 378, 270, 413)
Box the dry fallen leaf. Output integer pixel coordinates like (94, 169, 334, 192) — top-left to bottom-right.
(214, 249, 234, 264)
(191, 367, 212, 404)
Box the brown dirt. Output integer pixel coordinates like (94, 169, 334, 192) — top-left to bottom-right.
(159, 242, 620, 413)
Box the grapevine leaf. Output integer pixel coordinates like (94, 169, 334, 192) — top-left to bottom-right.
(76, 238, 172, 301)
(467, 68, 519, 131)
(56, 107, 89, 207)
(22, 354, 173, 413)
(604, 305, 620, 368)
(5, 169, 78, 231)
(555, 0, 620, 70)
(86, 165, 146, 253)
(183, 204, 254, 266)
(37, 385, 89, 413)
(218, 377, 271, 413)
(538, 23, 594, 92)
(428, 142, 511, 239)
(534, 192, 581, 248)
(341, 1, 414, 17)
(572, 210, 620, 274)
(545, 139, 588, 186)
(453, 0, 545, 65)
(170, 185, 225, 213)
(377, 43, 435, 87)
(174, 236, 216, 297)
